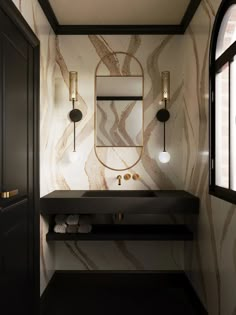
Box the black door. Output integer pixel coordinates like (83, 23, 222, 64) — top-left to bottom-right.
(0, 2, 39, 314)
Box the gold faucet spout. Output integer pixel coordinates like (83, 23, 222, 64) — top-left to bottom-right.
(117, 175, 122, 185)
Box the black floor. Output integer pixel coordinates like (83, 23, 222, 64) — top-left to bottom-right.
(40, 272, 207, 315)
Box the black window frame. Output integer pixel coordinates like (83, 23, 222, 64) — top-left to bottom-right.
(209, 0, 236, 204)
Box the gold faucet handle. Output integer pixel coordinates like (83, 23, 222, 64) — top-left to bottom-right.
(117, 175, 122, 185)
(132, 174, 140, 180)
(124, 174, 131, 180)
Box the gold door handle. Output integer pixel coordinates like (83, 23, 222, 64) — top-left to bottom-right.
(1, 189, 19, 199)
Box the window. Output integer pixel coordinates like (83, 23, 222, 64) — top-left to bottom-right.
(210, 0, 236, 204)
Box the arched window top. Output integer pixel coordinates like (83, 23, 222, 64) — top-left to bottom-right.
(210, 0, 236, 204)
(216, 4, 236, 59)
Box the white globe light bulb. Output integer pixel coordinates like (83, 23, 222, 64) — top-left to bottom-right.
(68, 151, 79, 162)
(158, 151, 170, 163)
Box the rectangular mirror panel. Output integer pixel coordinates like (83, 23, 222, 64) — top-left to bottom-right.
(96, 76, 142, 97)
(96, 100, 143, 146)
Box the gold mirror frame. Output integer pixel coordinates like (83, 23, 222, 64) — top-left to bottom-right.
(94, 51, 144, 171)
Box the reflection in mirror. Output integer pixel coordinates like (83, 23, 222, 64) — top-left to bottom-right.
(96, 100, 143, 146)
(96, 76, 142, 97)
(96, 76, 143, 147)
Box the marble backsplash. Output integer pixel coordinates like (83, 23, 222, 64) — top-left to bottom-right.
(48, 34, 185, 192)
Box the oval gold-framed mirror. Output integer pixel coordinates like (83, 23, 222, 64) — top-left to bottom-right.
(94, 51, 144, 171)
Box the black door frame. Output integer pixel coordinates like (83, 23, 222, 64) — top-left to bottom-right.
(0, 0, 40, 312)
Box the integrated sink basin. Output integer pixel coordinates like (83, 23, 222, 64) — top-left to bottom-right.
(82, 190, 157, 198)
(40, 190, 200, 215)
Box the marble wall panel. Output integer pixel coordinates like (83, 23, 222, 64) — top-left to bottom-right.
(52, 34, 186, 271)
(53, 34, 185, 191)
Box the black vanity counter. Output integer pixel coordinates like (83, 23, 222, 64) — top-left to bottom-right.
(40, 190, 199, 215)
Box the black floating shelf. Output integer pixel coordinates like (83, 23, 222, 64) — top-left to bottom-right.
(96, 96, 143, 101)
(46, 224, 193, 241)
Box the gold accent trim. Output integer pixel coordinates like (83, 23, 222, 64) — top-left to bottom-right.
(94, 51, 144, 171)
(1, 189, 19, 199)
(132, 174, 140, 180)
(94, 147, 143, 172)
(95, 51, 144, 76)
(124, 174, 131, 180)
(161, 71, 170, 102)
(69, 71, 78, 101)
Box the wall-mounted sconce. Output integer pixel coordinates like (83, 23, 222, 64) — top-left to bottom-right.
(68, 71, 83, 162)
(156, 71, 170, 163)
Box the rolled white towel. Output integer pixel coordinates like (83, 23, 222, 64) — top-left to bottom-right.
(66, 225, 79, 233)
(66, 214, 79, 225)
(55, 214, 67, 224)
(78, 224, 92, 234)
(54, 223, 67, 233)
